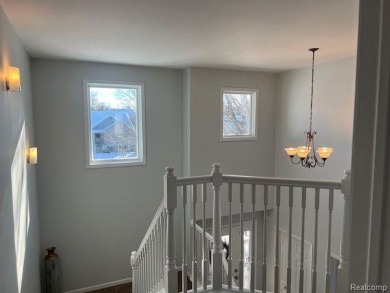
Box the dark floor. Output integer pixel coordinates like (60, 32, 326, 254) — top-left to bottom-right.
(86, 270, 188, 293)
(88, 283, 131, 293)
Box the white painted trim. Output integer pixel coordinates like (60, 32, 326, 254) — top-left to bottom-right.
(331, 252, 341, 261)
(83, 80, 146, 168)
(349, 0, 390, 285)
(279, 227, 313, 247)
(220, 87, 259, 142)
(64, 277, 132, 293)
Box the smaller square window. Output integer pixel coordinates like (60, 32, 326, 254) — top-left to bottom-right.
(221, 88, 258, 141)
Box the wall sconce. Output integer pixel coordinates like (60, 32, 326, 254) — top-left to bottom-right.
(27, 147, 38, 164)
(6, 66, 21, 92)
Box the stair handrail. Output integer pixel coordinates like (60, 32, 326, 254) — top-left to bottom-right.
(193, 222, 213, 243)
(223, 174, 341, 189)
(132, 200, 165, 262)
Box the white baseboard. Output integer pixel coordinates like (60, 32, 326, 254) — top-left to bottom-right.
(64, 278, 132, 293)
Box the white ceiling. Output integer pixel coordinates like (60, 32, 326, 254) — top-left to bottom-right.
(0, 0, 359, 72)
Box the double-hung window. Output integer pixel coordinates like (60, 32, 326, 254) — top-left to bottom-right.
(84, 81, 145, 167)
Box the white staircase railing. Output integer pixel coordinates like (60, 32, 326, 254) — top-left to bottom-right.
(131, 201, 166, 293)
(131, 164, 352, 293)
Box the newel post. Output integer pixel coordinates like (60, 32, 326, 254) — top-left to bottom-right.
(336, 169, 351, 293)
(211, 163, 223, 289)
(164, 167, 178, 293)
(130, 251, 137, 293)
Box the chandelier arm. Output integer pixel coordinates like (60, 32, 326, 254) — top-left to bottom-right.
(316, 161, 326, 167)
(290, 156, 302, 165)
(314, 155, 327, 167)
(302, 157, 310, 168)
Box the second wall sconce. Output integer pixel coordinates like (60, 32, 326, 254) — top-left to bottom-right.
(27, 147, 38, 164)
(6, 66, 21, 92)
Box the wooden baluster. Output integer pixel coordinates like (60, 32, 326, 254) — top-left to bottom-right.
(151, 231, 155, 290)
(211, 163, 223, 289)
(145, 248, 149, 293)
(299, 187, 307, 293)
(155, 228, 159, 288)
(140, 251, 144, 293)
(156, 221, 159, 287)
(311, 188, 320, 293)
(162, 212, 166, 280)
(146, 248, 149, 293)
(153, 234, 156, 290)
(287, 186, 293, 293)
(145, 249, 148, 293)
(157, 225, 160, 286)
(149, 239, 153, 292)
(139, 258, 142, 293)
(182, 186, 188, 293)
(263, 185, 268, 293)
(250, 184, 256, 292)
(239, 183, 244, 290)
(164, 167, 178, 293)
(325, 189, 334, 293)
(198, 229, 202, 267)
(275, 185, 281, 293)
(337, 170, 351, 293)
(139, 259, 141, 293)
(138, 259, 141, 293)
(153, 228, 157, 289)
(192, 184, 198, 292)
(159, 215, 163, 284)
(228, 182, 233, 289)
(134, 260, 138, 293)
(139, 259, 142, 293)
(146, 240, 149, 292)
(144, 249, 148, 293)
(152, 231, 155, 290)
(144, 241, 149, 292)
(202, 183, 208, 290)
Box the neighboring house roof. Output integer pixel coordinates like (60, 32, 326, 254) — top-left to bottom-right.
(91, 109, 136, 133)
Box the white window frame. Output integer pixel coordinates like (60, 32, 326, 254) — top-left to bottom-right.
(83, 80, 146, 168)
(220, 87, 259, 141)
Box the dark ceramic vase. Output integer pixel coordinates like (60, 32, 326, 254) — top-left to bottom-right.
(45, 247, 60, 293)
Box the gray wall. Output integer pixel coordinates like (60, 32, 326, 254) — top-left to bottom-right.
(31, 59, 183, 291)
(274, 57, 356, 290)
(0, 5, 41, 293)
(186, 67, 277, 177)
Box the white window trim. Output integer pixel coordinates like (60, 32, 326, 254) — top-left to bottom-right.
(83, 80, 146, 168)
(220, 87, 259, 141)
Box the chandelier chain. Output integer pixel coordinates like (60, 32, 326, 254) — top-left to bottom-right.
(309, 49, 315, 133)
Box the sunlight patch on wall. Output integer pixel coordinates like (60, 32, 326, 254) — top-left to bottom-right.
(11, 123, 30, 292)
